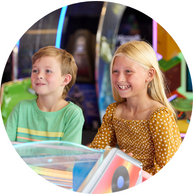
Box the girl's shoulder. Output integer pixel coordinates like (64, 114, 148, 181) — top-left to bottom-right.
(107, 102, 119, 109)
(146, 100, 165, 119)
(149, 106, 173, 120)
(105, 102, 119, 115)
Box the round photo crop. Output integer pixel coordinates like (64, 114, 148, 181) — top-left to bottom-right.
(0, 1, 192, 194)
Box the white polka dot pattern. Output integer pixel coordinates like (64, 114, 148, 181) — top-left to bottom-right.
(89, 102, 182, 175)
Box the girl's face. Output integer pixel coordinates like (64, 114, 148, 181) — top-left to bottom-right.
(31, 56, 66, 98)
(112, 56, 149, 99)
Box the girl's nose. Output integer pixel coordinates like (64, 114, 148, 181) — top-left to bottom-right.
(117, 73, 125, 82)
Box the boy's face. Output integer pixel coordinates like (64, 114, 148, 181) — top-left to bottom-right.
(31, 56, 66, 98)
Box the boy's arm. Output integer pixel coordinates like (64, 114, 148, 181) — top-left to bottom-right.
(5, 106, 19, 142)
(61, 108, 84, 144)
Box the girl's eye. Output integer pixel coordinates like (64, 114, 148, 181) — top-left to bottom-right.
(46, 70, 52, 73)
(112, 70, 118, 74)
(126, 70, 131, 73)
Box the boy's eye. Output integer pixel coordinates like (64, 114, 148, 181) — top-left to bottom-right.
(32, 69, 38, 73)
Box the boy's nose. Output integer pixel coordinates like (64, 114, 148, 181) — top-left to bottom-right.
(37, 73, 43, 79)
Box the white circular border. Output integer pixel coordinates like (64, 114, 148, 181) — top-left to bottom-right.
(0, 0, 192, 193)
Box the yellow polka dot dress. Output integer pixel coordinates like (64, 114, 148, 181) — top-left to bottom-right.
(89, 102, 182, 175)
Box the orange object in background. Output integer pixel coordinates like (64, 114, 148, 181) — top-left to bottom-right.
(157, 23, 181, 61)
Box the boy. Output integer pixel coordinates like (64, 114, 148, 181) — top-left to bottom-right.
(5, 46, 84, 144)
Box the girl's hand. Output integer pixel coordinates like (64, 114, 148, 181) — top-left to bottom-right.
(122, 149, 133, 157)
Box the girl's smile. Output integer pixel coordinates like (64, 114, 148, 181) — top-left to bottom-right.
(112, 56, 148, 99)
(117, 85, 131, 90)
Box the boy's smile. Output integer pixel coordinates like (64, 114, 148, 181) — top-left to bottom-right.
(35, 82, 46, 86)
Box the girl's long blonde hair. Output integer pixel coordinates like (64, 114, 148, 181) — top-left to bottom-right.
(110, 40, 177, 119)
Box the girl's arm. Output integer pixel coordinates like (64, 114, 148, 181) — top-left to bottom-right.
(147, 108, 181, 175)
(88, 104, 117, 149)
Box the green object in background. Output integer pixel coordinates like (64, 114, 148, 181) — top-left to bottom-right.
(171, 97, 193, 112)
(1, 78, 37, 125)
(159, 56, 181, 71)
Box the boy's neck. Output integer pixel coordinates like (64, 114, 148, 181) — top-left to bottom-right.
(36, 96, 68, 112)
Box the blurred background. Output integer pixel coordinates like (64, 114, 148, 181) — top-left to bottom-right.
(1, 1, 192, 145)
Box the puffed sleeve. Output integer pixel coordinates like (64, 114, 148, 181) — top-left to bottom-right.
(88, 103, 117, 149)
(147, 107, 182, 175)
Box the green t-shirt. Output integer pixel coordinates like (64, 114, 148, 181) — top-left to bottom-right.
(5, 99, 84, 144)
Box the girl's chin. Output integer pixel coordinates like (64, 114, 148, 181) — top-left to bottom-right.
(118, 91, 131, 98)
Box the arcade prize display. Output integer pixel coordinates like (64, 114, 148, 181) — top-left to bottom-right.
(13, 141, 151, 193)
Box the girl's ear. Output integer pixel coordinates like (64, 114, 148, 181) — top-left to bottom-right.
(146, 68, 155, 82)
(62, 74, 72, 86)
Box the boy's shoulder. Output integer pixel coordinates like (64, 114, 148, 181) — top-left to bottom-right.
(15, 99, 36, 110)
(67, 101, 82, 111)
(17, 99, 36, 106)
(63, 102, 84, 120)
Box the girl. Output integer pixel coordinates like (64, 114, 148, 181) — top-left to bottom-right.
(89, 40, 181, 175)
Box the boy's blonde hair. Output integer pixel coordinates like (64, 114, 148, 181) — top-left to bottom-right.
(32, 46, 77, 99)
(110, 40, 177, 119)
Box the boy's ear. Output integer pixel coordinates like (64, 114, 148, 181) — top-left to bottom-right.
(62, 74, 72, 86)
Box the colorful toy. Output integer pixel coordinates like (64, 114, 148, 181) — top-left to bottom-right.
(14, 141, 151, 193)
